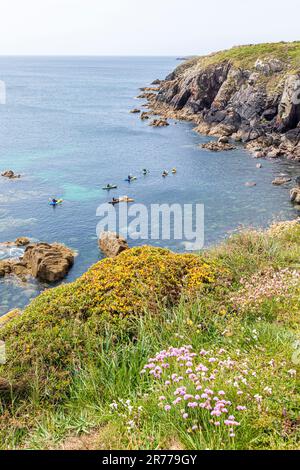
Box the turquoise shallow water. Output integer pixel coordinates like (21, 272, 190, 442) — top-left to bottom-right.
(0, 56, 300, 315)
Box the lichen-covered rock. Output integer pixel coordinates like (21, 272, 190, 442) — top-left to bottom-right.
(98, 232, 128, 257)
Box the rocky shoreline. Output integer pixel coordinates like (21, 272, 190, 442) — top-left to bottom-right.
(134, 42, 300, 202)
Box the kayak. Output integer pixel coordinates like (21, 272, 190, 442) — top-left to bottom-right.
(124, 176, 137, 182)
(109, 196, 135, 204)
(49, 199, 63, 206)
(102, 185, 118, 190)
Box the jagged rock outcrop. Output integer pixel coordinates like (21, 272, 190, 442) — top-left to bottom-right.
(0, 241, 74, 282)
(98, 232, 128, 258)
(143, 42, 300, 160)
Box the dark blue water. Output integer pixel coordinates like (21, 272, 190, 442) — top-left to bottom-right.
(0, 56, 300, 315)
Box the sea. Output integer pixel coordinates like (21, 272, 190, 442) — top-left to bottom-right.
(0, 56, 300, 315)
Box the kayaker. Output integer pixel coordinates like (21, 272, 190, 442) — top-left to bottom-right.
(52, 198, 58, 204)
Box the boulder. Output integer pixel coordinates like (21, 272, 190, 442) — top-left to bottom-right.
(218, 136, 229, 144)
(290, 187, 300, 204)
(15, 237, 30, 247)
(201, 141, 236, 152)
(255, 58, 284, 75)
(22, 243, 74, 282)
(1, 170, 20, 179)
(272, 176, 292, 185)
(0, 242, 74, 282)
(98, 232, 128, 258)
(140, 111, 151, 120)
(253, 151, 266, 158)
(150, 118, 169, 127)
(130, 108, 140, 114)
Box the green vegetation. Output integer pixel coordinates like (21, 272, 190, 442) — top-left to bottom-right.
(187, 41, 300, 71)
(0, 221, 300, 450)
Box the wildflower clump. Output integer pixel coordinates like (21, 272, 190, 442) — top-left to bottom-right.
(141, 345, 277, 443)
(231, 268, 300, 312)
(0, 246, 219, 401)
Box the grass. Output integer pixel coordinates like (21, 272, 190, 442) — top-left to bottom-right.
(182, 41, 300, 72)
(0, 220, 300, 449)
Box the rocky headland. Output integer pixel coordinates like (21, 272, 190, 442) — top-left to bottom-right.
(138, 42, 300, 201)
(145, 42, 300, 158)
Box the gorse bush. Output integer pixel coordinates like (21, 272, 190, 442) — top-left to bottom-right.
(0, 246, 219, 401)
(0, 222, 299, 449)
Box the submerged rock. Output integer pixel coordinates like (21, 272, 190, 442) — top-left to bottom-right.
(130, 108, 140, 114)
(98, 231, 128, 258)
(272, 176, 292, 185)
(1, 170, 21, 179)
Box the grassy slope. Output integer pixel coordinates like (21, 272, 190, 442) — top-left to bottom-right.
(196, 42, 300, 69)
(0, 222, 300, 449)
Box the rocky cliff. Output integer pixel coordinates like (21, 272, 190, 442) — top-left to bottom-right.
(149, 42, 300, 160)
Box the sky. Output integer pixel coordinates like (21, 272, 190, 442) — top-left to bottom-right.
(0, 0, 299, 56)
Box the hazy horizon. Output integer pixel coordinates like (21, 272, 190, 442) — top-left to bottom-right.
(0, 0, 299, 56)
